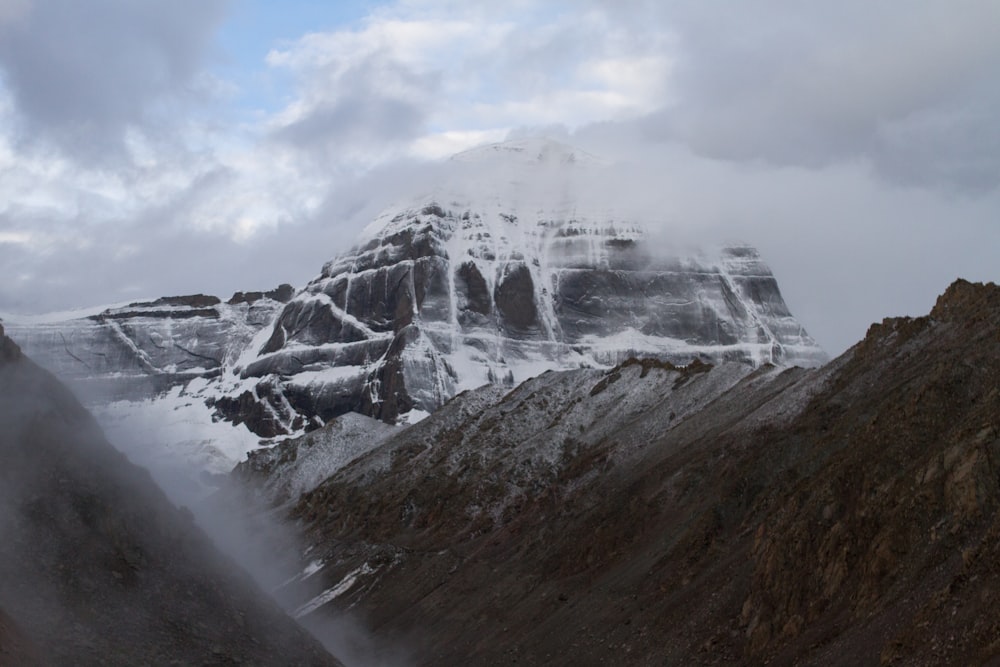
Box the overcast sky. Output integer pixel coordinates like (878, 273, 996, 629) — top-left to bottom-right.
(0, 0, 998, 356)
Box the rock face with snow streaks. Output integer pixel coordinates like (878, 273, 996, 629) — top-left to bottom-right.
(4, 288, 292, 403)
(3, 140, 824, 443)
(226, 140, 825, 431)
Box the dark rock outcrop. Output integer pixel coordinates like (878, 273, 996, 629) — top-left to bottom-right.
(0, 323, 21, 362)
(228, 283, 296, 305)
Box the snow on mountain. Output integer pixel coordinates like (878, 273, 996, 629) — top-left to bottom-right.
(218, 139, 826, 434)
(3, 138, 826, 481)
(2, 290, 291, 401)
(2, 289, 293, 493)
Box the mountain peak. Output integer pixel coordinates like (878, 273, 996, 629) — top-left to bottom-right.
(449, 137, 604, 166)
(222, 193, 826, 431)
(930, 278, 1000, 322)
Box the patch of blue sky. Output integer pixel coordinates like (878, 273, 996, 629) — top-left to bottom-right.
(214, 0, 380, 117)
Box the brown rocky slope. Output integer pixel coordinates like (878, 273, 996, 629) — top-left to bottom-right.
(275, 279, 1000, 665)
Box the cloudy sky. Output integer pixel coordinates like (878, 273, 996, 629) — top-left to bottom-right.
(0, 0, 998, 355)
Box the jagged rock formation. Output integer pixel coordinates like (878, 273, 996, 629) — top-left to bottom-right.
(0, 323, 342, 666)
(219, 139, 825, 433)
(256, 279, 1000, 665)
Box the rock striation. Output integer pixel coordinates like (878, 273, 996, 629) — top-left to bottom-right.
(3, 287, 293, 403)
(218, 139, 825, 433)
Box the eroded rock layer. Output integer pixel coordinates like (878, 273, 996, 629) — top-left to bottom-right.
(4, 288, 292, 403)
(227, 164, 824, 432)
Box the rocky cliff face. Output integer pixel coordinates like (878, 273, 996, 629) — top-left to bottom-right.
(0, 288, 294, 481)
(4, 287, 292, 403)
(0, 324, 342, 666)
(218, 139, 825, 433)
(250, 279, 1000, 665)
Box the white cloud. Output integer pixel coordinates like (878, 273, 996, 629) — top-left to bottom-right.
(0, 0, 996, 360)
(0, 0, 229, 161)
(0, 0, 680, 269)
(643, 0, 1000, 191)
(0, 230, 31, 245)
(264, 3, 676, 161)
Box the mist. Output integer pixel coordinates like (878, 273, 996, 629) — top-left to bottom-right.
(0, 336, 337, 663)
(2, 0, 997, 362)
(298, 135, 1000, 357)
(0, 323, 397, 665)
(2, 127, 995, 360)
(85, 384, 410, 667)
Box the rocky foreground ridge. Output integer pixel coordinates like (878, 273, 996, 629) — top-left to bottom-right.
(242, 279, 1000, 665)
(0, 323, 342, 666)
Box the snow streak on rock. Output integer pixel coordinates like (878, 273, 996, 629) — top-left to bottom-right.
(229, 139, 826, 431)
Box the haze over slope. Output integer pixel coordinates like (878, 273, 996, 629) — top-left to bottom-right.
(0, 323, 342, 666)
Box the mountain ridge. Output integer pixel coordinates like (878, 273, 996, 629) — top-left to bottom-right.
(242, 278, 1000, 666)
(220, 163, 826, 432)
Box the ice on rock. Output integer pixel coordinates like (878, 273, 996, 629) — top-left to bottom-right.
(225, 139, 827, 432)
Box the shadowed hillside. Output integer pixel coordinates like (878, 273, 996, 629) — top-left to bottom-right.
(273, 280, 1000, 665)
(0, 324, 341, 666)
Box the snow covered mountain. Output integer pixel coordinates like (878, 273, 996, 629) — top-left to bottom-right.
(216, 138, 826, 432)
(2, 138, 825, 472)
